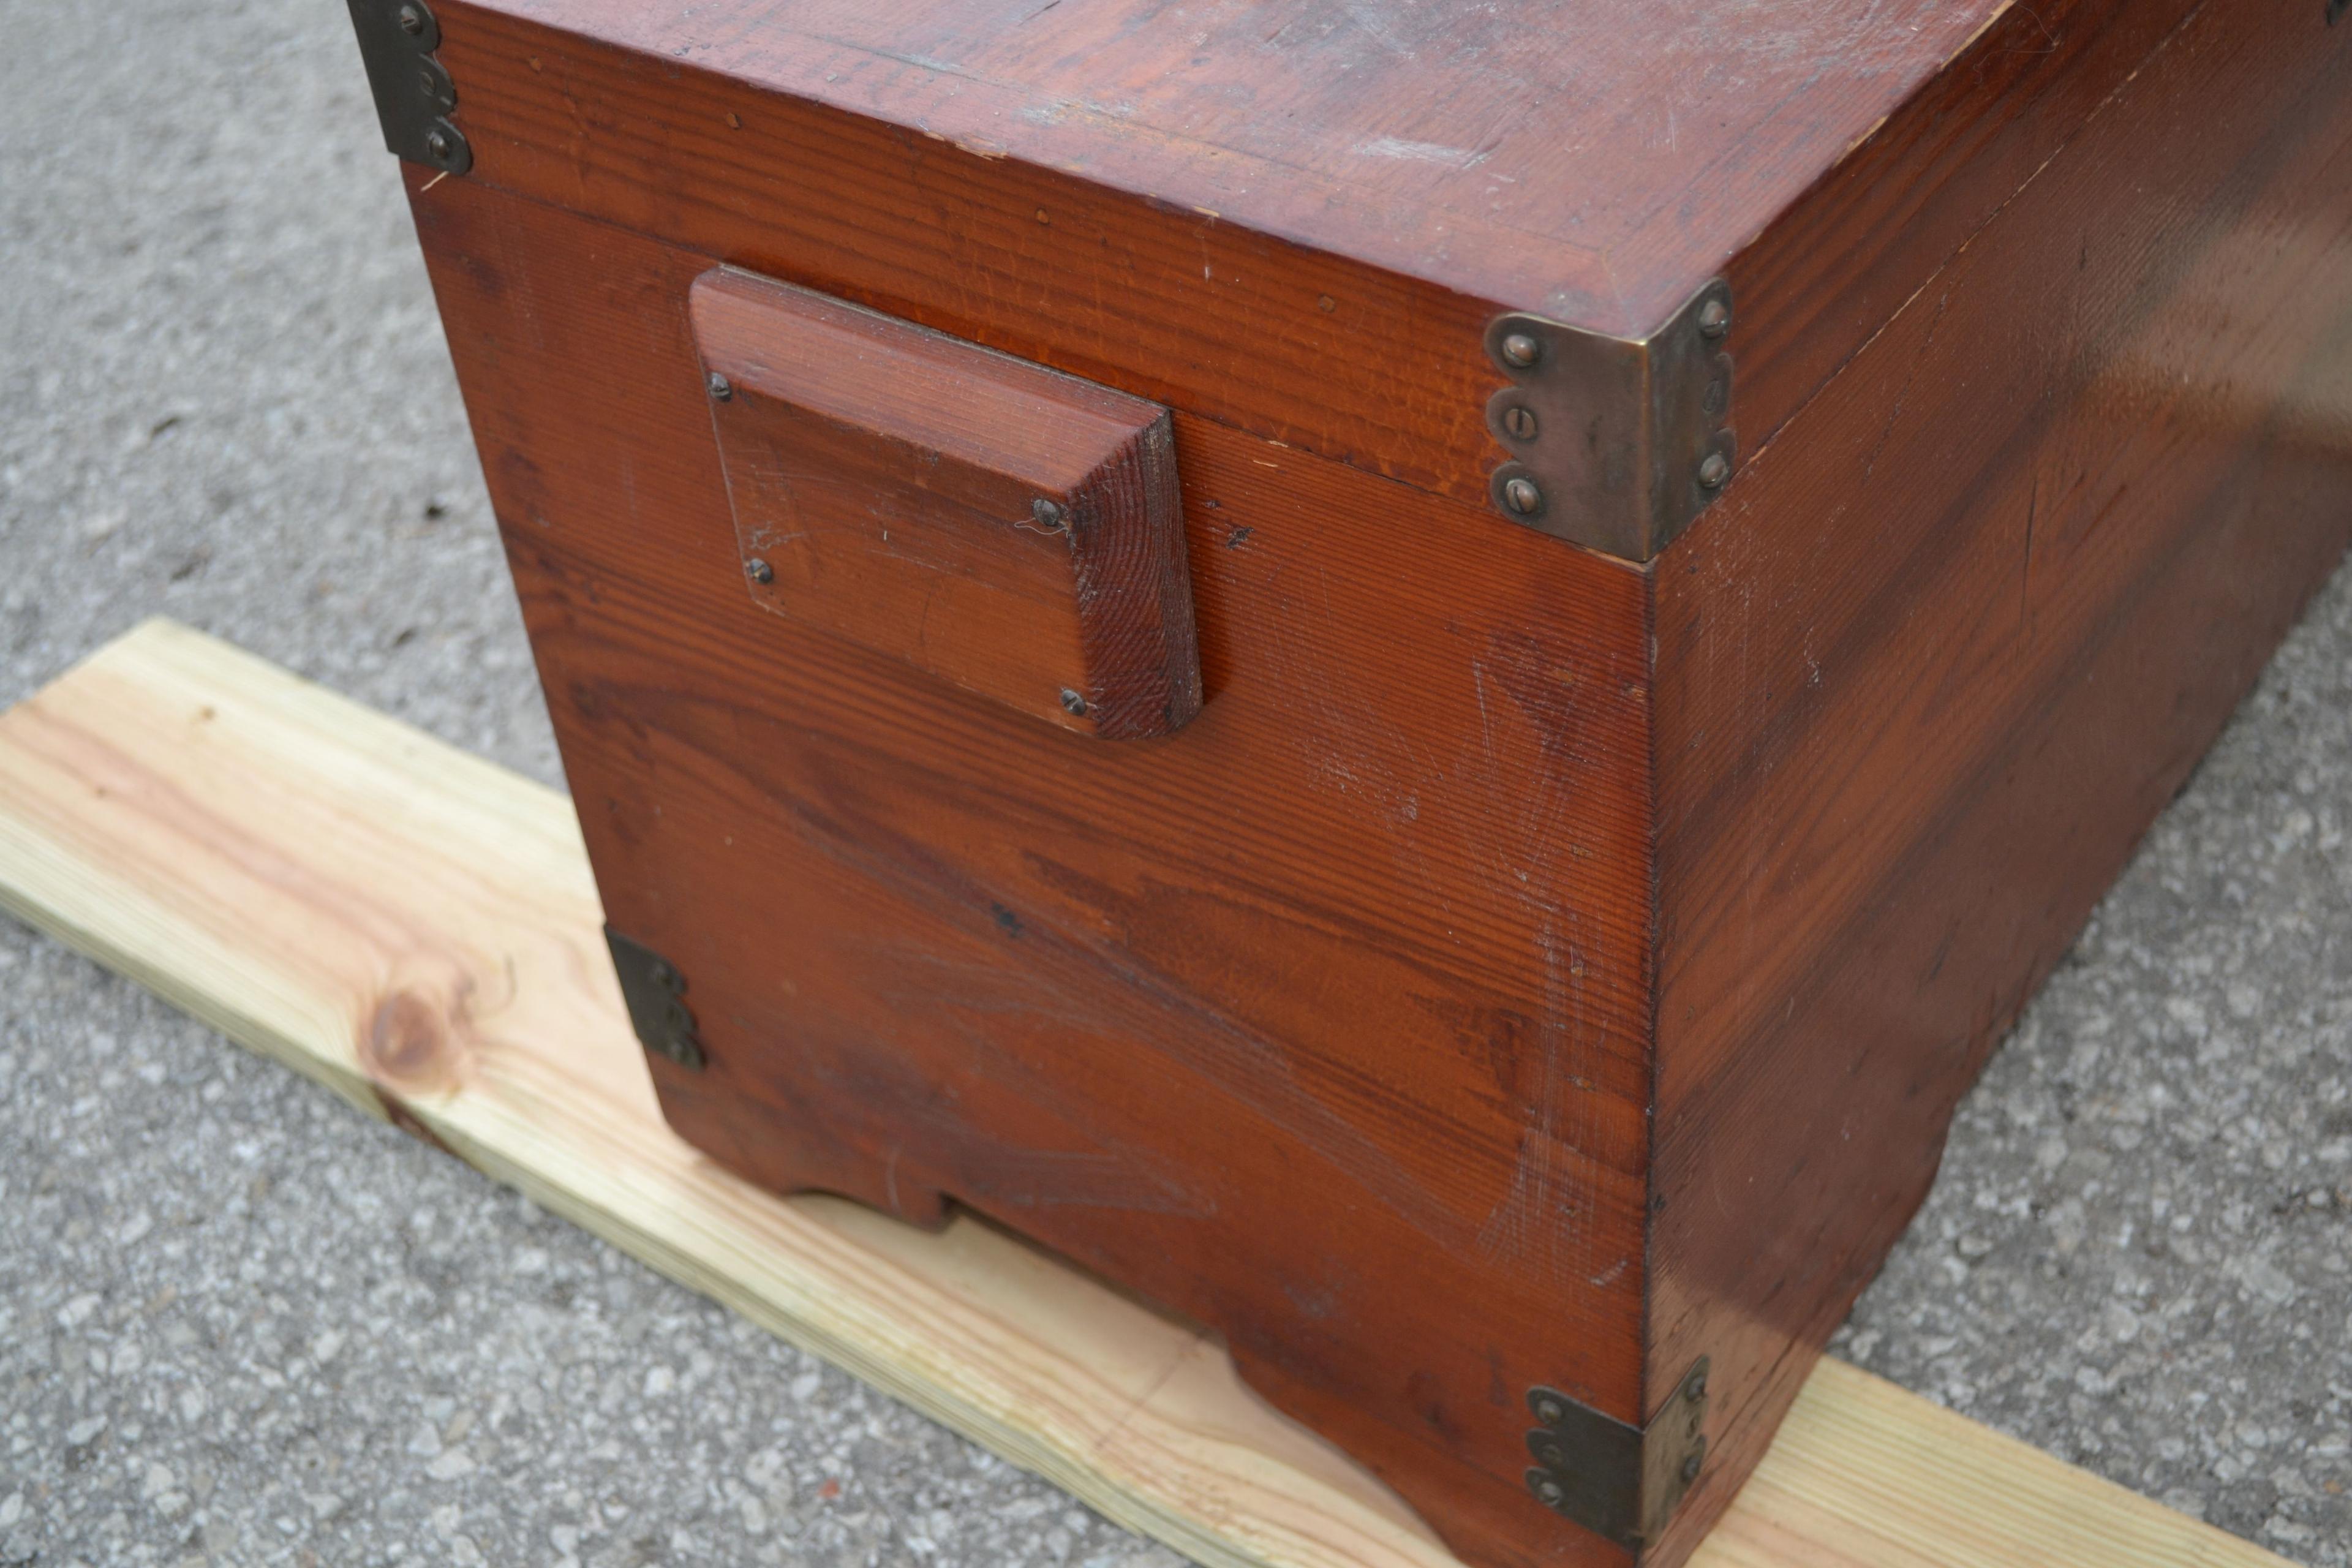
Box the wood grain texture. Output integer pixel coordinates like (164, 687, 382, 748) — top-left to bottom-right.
(371, 1, 2352, 1562)
(693, 267, 1200, 739)
(0, 618, 2298, 1568)
(432, 0, 1506, 503)
(412, 173, 1658, 1568)
(1722, 0, 2204, 458)
(456, 0, 2019, 335)
(418, 0, 2203, 512)
(1645, 1, 2352, 1559)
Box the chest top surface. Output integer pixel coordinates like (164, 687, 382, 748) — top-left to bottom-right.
(487, 0, 2013, 334)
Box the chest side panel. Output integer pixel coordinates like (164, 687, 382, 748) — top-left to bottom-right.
(1646, 2, 2352, 1558)
(410, 175, 1661, 1567)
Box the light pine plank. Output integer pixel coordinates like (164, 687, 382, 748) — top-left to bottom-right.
(0, 619, 2293, 1568)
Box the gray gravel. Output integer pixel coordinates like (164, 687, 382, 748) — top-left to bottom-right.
(1831, 590, 2352, 1562)
(0, 0, 2346, 1564)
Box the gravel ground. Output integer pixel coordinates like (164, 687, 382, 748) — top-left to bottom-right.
(0, 1, 2346, 1565)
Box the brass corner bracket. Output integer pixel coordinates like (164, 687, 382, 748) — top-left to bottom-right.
(1524, 1356, 1710, 1552)
(344, 0, 473, 175)
(604, 927, 707, 1071)
(1484, 282, 1736, 562)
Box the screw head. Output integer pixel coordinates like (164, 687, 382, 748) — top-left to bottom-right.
(1697, 450, 1732, 491)
(1058, 688, 1089, 717)
(423, 126, 453, 162)
(744, 557, 774, 585)
(1503, 476, 1543, 515)
(1697, 296, 1732, 340)
(1703, 377, 1729, 418)
(1501, 404, 1538, 442)
(1686, 1372, 1708, 1402)
(1031, 498, 1066, 530)
(396, 2, 427, 34)
(1534, 1476, 1565, 1506)
(1681, 1452, 1703, 1483)
(1531, 1394, 1566, 1426)
(1499, 331, 1542, 369)
(707, 371, 733, 402)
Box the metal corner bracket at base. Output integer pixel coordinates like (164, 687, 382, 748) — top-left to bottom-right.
(605, 927, 708, 1071)
(1484, 281, 1736, 562)
(344, 0, 473, 175)
(1524, 1357, 1709, 1553)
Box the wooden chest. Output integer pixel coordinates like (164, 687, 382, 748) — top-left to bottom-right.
(345, 1, 2352, 1562)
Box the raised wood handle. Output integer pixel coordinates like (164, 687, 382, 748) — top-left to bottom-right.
(692, 268, 1202, 739)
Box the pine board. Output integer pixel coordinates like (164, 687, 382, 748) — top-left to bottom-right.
(0, 618, 2291, 1568)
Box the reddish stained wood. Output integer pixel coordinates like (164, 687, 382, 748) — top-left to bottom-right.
(432, 1, 1505, 502)
(411, 174, 1657, 1568)
(425, 0, 2179, 513)
(388, 0, 2352, 1563)
(1645, 1, 2352, 1558)
(693, 268, 1200, 739)
(460, 0, 2012, 335)
(1721, 0, 2205, 458)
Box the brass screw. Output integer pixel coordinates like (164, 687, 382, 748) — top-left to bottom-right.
(744, 557, 774, 585)
(1503, 476, 1543, 515)
(1502, 405, 1538, 441)
(1697, 297, 1732, 340)
(707, 371, 733, 402)
(1500, 332, 1542, 369)
(1697, 451, 1731, 491)
(396, 2, 426, 35)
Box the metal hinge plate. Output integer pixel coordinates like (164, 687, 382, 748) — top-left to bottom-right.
(1524, 1357, 1709, 1551)
(344, 0, 473, 175)
(1484, 283, 1735, 562)
(605, 927, 707, 1071)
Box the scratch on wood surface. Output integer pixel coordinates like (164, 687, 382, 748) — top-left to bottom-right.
(1461, 638, 1629, 1288)
(1349, 137, 1491, 170)
(1858, 285, 1953, 484)
(2020, 473, 2038, 644)
(1335, 0, 1420, 59)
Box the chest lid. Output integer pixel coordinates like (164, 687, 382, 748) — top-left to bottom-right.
(354, 0, 2171, 559)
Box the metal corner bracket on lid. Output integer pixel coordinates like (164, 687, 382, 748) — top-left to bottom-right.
(344, 0, 473, 175)
(1484, 281, 1736, 562)
(1523, 1356, 1709, 1552)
